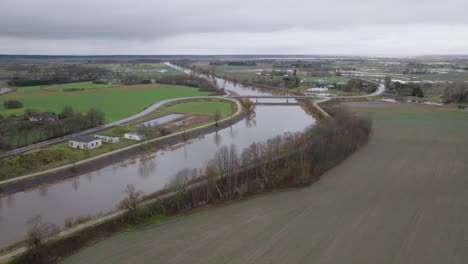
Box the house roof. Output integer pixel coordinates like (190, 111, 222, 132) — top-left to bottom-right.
(70, 135, 100, 143)
(95, 133, 119, 138)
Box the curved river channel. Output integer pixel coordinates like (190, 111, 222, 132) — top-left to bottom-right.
(0, 68, 316, 248)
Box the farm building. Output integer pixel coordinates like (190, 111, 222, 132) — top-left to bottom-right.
(69, 136, 102, 150)
(95, 134, 120, 143)
(124, 132, 145, 141)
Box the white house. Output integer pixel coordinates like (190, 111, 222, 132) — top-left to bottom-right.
(95, 134, 120, 143)
(124, 132, 145, 141)
(69, 136, 102, 150)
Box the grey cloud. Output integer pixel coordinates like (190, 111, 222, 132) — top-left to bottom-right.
(1, 0, 468, 41)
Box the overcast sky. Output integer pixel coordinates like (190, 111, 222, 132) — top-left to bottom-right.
(1, 0, 468, 55)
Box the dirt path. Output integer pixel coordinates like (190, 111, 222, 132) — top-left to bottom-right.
(61, 103, 468, 264)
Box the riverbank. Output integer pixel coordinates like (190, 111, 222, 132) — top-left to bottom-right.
(7, 107, 372, 264)
(0, 100, 243, 195)
(59, 102, 468, 264)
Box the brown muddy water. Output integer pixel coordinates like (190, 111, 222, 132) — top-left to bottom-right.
(0, 69, 316, 248)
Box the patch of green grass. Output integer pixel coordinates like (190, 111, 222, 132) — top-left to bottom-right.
(0, 84, 210, 122)
(15, 85, 43, 93)
(49, 81, 115, 91)
(162, 101, 233, 117)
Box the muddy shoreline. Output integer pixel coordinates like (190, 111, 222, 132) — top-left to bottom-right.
(0, 113, 245, 196)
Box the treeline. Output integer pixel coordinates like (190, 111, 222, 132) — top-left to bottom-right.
(337, 79, 377, 93)
(0, 106, 105, 151)
(122, 75, 221, 93)
(209, 61, 258, 66)
(384, 77, 426, 97)
(442, 82, 468, 103)
(8, 64, 111, 87)
(146, 108, 371, 214)
(273, 60, 333, 70)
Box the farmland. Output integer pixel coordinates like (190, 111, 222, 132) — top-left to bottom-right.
(62, 102, 468, 264)
(0, 84, 211, 122)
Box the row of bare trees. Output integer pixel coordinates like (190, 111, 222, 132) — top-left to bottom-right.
(137, 108, 371, 216)
(15, 108, 371, 264)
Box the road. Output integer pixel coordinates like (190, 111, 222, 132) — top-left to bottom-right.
(0, 96, 229, 159)
(0, 64, 385, 159)
(0, 96, 241, 186)
(0, 71, 386, 261)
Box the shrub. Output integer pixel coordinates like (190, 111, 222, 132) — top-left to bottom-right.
(3, 100, 23, 109)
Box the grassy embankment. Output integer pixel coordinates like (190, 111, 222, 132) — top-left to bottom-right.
(0, 99, 237, 182)
(59, 103, 468, 264)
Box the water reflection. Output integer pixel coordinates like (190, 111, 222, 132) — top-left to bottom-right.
(72, 178, 79, 191)
(39, 186, 48, 197)
(0, 71, 316, 248)
(6, 194, 15, 207)
(137, 155, 157, 177)
(245, 112, 257, 127)
(86, 172, 93, 182)
(214, 132, 222, 147)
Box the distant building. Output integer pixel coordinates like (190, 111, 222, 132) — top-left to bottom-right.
(124, 132, 145, 141)
(28, 112, 57, 122)
(69, 136, 102, 150)
(95, 134, 120, 143)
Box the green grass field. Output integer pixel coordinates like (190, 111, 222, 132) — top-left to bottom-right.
(162, 101, 233, 117)
(62, 103, 468, 264)
(0, 84, 210, 122)
(48, 81, 115, 91)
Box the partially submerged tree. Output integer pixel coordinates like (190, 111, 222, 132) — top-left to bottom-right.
(242, 97, 255, 114)
(119, 184, 144, 222)
(19, 216, 59, 264)
(26, 216, 58, 249)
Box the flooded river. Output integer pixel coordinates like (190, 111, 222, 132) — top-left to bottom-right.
(0, 69, 316, 248)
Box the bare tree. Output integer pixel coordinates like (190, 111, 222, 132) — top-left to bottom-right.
(119, 184, 144, 222)
(214, 109, 221, 127)
(26, 216, 58, 249)
(242, 97, 256, 113)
